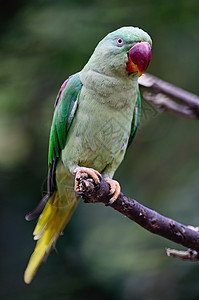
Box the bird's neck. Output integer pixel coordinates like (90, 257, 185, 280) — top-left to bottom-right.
(80, 64, 138, 109)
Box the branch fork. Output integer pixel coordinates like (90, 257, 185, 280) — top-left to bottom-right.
(139, 73, 199, 119)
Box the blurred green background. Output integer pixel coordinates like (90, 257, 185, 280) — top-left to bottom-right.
(1, 0, 199, 299)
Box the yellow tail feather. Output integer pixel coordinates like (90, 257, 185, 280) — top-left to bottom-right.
(24, 191, 77, 284)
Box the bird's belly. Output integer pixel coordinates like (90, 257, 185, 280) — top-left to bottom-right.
(62, 104, 132, 173)
(81, 115, 129, 168)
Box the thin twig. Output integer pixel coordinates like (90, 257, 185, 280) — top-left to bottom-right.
(139, 73, 199, 119)
(75, 174, 199, 258)
(139, 73, 199, 109)
(143, 92, 198, 119)
(166, 248, 199, 261)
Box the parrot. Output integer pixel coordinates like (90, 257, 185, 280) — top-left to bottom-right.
(24, 26, 152, 284)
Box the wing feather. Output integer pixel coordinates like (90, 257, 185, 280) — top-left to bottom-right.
(25, 73, 83, 221)
(48, 72, 82, 166)
(127, 89, 141, 148)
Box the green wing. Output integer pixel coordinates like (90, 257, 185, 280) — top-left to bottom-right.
(127, 89, 141, 148)
(25, 73, 83, 221)
(48, 72, 83, 167)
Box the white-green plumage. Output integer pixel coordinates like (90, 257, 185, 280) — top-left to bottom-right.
(63, 70, 138, 176)
(24, 26, 152, 284)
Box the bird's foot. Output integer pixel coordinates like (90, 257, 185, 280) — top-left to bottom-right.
(105, 178, 120, 206)
(73, 166, 102, 192)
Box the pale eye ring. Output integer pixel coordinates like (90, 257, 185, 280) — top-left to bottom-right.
(116, 37, 124, 46)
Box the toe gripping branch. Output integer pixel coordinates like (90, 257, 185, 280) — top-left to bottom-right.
(74, 171, 119, 206)
(73, 169, 199, 258)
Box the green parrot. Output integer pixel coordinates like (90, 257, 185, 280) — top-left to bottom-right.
(24, 26, 152, 284)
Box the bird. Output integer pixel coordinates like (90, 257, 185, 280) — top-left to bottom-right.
(24, 26, 152, 284)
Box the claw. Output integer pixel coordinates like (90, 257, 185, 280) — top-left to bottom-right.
(105, 178, 120, 206)
(73, 166, 101, 192)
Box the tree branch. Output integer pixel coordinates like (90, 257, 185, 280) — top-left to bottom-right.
(166, 248, 199, 261)
(142, 92, 198, 120)
(76, 173, 199, 260)
(139, 73, 199, 119)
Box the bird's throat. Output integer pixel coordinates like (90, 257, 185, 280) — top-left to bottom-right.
(80, 66, 138, 109)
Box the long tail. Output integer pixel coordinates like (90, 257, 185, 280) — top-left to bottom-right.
(24, 191, 77, 284)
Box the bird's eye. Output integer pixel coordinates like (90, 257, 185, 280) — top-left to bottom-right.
(116, 37, 124, 46)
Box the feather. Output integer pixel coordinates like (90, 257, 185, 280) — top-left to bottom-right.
(24, 191, 77, 284)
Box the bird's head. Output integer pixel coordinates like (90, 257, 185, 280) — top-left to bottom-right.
(89, 26, 152, 78)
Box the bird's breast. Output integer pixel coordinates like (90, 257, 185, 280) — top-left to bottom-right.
(62, 77, 137, 173)
(72, 88, 135, 169)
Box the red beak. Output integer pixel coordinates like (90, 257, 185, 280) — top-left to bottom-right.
(126, 42, 151, 76)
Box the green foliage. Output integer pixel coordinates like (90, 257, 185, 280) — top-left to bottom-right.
(1, 0, 199, 299)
